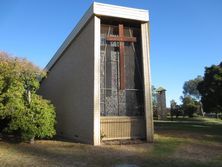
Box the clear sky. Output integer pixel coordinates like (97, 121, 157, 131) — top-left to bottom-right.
(0, 0, 222, 106)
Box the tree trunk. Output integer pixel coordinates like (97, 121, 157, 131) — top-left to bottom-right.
(199, 102, 204, 117)
(216, 112, 218, 119)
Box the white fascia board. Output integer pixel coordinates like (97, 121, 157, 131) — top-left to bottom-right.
(45, 2, 149, 71)
(93, 2, 149, 22)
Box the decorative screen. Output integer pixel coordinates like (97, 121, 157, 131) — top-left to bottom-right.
(100, 23, 144, 116)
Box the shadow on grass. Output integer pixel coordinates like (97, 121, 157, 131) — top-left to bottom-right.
(0, 133, 22, 144)
(154, 119, 222, 143)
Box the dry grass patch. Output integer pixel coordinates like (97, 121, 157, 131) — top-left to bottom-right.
(0, 117, 221, 167)
(174, 143, 222, 162)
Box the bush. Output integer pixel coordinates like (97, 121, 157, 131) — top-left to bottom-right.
(181, 96, 199, 117)
(183, 104, 198, 118)
(0, 52, 56, 142)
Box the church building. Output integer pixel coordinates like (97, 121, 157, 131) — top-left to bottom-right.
(39, 2, 153, 145)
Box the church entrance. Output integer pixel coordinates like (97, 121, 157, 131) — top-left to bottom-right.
(100, 21, 146, 140)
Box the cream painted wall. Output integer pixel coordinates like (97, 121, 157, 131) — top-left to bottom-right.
(39, 17, 95, 144)
(141, 22, 154, 142)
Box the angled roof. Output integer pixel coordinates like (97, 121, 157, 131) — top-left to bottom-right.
(45, 2, 149, 71)
(156, 87, 166, 92)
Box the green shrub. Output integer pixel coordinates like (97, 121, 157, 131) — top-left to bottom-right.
(0, 52, 56, 142)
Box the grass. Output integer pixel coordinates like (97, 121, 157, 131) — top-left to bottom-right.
(0, 117, 222, 167)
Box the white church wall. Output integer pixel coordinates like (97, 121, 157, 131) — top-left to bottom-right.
(39, 17, 95, 144)
(141, 22, 154, 142)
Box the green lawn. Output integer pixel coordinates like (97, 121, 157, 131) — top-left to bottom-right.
(0, 117, 221, 167)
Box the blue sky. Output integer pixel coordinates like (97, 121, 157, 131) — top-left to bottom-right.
(0, 0, 222, 106)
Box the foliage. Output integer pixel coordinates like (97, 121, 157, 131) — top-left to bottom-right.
(197, 62, 222, 116)
(170, 100, 177, 110)
(183, 75, 203, 100)
(170, 100, 182, 118)
(0, 52, 56, 141)
(181, 96, 199, 117)
(152, 85, 158, 116)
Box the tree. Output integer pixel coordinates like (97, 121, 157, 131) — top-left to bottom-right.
(0, 52, 56, 142)
(183, 75, 203, 100)
(170, 100, 177, 120)
(182, 76, 204, 116)
(197, 62, 222, 117)
(181, 96, 198, 117)
(170, 100, 182, 119)
(152, 85, 158, 117)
